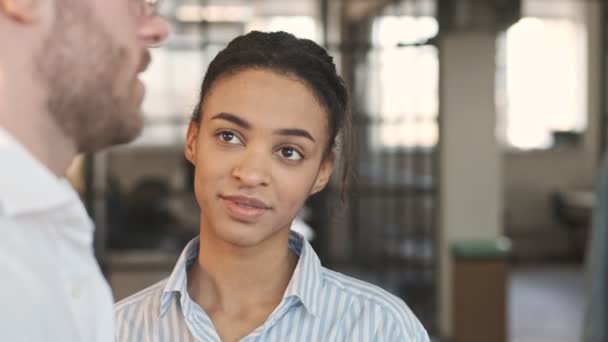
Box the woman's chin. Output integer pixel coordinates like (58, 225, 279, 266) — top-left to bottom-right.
(214, 224, 284, 249)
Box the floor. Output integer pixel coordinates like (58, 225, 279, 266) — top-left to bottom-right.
(509, 264, 585, 342)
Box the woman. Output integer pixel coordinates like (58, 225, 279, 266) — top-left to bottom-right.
(115, 31, 429, 342)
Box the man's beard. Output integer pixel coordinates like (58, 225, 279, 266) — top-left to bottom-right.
(35, 1, 144, 153)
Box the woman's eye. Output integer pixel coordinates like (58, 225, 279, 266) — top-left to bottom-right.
(279, 147, 303, 161)
(218, 131, 242, 145)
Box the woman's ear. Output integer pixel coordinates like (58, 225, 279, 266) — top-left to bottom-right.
(184, 121, 199, 165)
(310, 152, 335, 195)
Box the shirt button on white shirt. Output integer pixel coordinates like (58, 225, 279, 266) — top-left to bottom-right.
(71, 283, 82, 299)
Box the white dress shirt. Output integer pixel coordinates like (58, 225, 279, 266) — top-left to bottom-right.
(0, 128, 114, 341)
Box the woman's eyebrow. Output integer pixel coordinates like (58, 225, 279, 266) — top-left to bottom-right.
(211, 111, 315, 142)
(274, 128, 315, 143)
(210, 112, 251, 129)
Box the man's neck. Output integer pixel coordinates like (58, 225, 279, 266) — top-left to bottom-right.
(0, 93, 78, 177)
(188, 228, 298, 315)
(0, 60, 76, 177)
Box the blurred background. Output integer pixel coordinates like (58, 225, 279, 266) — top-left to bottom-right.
(66, 0, 607, 340)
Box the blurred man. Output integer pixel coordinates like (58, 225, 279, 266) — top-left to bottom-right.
(0, 0, 168, 340)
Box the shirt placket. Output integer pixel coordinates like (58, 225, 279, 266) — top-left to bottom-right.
(240, 297, 301, 341)
(185, 302, 222, 342)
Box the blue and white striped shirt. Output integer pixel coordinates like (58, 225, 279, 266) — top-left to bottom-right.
(115, 231, 429, 341)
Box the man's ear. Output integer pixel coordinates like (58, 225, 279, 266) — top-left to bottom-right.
(310, 152, 335, 195)
(184, 121, 199, 165)
(0, 0, 41, 23)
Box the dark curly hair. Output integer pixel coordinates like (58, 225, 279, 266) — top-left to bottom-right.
(190, 31, 352, 200)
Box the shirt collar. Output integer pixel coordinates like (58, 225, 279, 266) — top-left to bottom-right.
(0, 127, 77, 216)
(159, 236, 200, 317)
(283, 231, 323, 317)
(159, 230, 324, 318)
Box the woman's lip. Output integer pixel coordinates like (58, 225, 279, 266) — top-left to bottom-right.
(220, 195, 271, 209)
(221, 196, 269, 223)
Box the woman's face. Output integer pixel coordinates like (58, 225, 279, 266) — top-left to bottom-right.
(185, 69, 334, 248)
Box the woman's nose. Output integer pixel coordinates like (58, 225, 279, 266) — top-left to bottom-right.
(231, 150, 271, 187)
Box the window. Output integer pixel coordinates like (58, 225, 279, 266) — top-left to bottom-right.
(497, 17, 587, 150)
(366, 16, 439, 149)
(247, 16, 319, 42)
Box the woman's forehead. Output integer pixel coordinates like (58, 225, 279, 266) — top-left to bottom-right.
(202, 69, 329, 136)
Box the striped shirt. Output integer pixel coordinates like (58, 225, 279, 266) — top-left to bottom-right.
(115, 231, 429, 341)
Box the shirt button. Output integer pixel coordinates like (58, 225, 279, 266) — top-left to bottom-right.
(71, 284, 82, 299)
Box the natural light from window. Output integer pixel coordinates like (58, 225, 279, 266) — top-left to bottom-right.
(369, 16, 439, 149)
(499, 17, 586, 150)
(247, 16, 319, 42)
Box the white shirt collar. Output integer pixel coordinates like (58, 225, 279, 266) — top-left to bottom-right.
(0, 127, 77, 216)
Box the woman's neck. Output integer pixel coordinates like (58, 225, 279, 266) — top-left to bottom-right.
(187, 227, 298, 315)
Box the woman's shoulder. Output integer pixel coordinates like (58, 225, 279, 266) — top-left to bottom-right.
(320, 267, 407, 310)
(114, 278, 168, 318)
(320, 267, 430, 341)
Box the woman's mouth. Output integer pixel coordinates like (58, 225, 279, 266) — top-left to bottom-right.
(220, 195, 271, 223)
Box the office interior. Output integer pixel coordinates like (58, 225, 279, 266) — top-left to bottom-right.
(64, 0, 608, 341)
